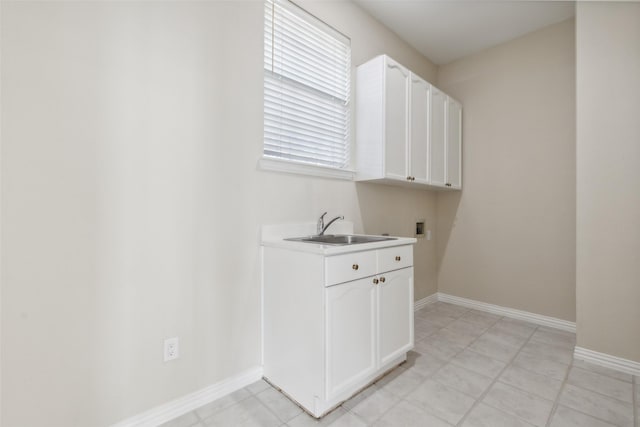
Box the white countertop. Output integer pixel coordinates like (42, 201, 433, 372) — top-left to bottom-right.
(261, 222, 417, 256)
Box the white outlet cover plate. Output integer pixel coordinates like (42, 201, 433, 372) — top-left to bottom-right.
(164, 337, 179, 362)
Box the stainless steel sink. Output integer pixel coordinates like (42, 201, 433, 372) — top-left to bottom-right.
(285, 234, 396, 245)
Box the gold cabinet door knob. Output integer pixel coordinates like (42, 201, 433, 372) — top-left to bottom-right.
(395, 256, 401, 261)
(373, 278, 379, 284)
(380, 277, 386, 283)
(352, 264, 359, 270)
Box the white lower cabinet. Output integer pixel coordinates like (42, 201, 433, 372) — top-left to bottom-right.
(378, 268, 414, 366)
(263, 244, 414, 418)
(325, 277, 376, 400)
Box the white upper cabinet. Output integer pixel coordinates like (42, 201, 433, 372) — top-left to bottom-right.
(409, 75, 430, 184)
(356, 55, 462, 190)
(356, 56, 411, 182)
(429, 90, 462, 189)
(430, 86, 447, 187)
(446, 98, 462, 189)
(383, 59, 410, 180)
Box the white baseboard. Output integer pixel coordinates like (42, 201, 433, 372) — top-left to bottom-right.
(419, 292, 640, 377)
(436, 293, 576, 333)
(112, 294, 638, 427)
(111, 366, 263, 427)
(574, 346, 640, 376)
(414, 293, 438, 311)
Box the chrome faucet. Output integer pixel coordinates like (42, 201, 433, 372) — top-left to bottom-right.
(317, 212, 344, 235)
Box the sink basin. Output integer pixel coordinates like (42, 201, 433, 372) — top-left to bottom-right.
(285, 234, 396, 245)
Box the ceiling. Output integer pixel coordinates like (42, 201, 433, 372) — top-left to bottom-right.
(352, 0, 576, 65)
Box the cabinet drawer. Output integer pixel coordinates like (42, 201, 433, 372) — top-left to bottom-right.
(325, 251, 377, 286)
(377, 245, 413, 273)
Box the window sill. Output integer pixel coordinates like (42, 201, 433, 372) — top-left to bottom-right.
(258, 157, 355, 181)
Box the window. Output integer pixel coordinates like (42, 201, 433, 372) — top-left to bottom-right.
(263, 0, 352, 178)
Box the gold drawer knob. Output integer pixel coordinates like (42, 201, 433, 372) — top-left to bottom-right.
(380, 277, 386, 283)
(373, 278, 379, 284)
(395, 256, 401, 261)
(352, 264, 359, 270)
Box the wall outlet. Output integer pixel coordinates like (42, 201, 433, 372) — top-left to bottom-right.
(164, 337, 179, 362)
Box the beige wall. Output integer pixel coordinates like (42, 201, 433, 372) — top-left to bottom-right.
(436, 19, 576, 321)
(0, 1, 437, 426)
(576, 2, 640, 363)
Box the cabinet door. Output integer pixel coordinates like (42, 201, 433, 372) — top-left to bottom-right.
(409, 75, 429, 184)
(325, 278, 376, 400)
(377, 268, 414, 367)
(430, 87, 447, 187)
(446, 98, 462, 189)
(383, 58, 410, 181)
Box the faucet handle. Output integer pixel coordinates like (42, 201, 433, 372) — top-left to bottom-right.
(317, 212, 328, 234)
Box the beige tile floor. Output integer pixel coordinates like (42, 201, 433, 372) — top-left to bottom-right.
(162, 302, 639, 427)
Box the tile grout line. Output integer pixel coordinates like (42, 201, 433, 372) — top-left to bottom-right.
(194, 407, 204, 424)
(546, 360, 638, 426)
(426, 306, 501, 427)
(338, 377, 385, 424)
(255, 393, 287, 425)
(340, 305, 472, 426)
(172, 309, 570, 427)
(194, 388, 257, 425)
(417, 307, 543, 426)
(269, 307, 571, 427)
(568, 368, 638, 404)
(544, 351, 574, 427)
(413, 305, 479, 426)
(454, 317, 540, 426)
(342, 383, 455, 427)
(254, 386, 307, 426)
(416, 306, 492, 426)
(466, 331, 633, 427)
(347, 304, 472, 426)
(172, 309, 637, 427)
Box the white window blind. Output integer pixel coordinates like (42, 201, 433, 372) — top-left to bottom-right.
(264, 0, 351, 170)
